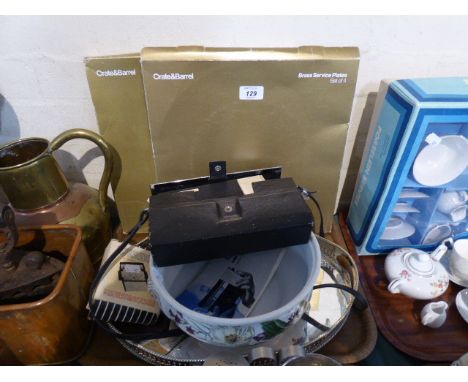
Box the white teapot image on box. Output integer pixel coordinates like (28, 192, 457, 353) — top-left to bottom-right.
(385, 241, 451, 300)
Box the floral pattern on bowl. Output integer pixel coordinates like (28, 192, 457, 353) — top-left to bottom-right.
(157, 300, 309, 346)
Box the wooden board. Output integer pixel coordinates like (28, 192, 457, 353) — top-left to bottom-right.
(339, 214, 468, 362)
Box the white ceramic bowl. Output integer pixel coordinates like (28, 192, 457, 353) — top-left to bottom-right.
(149, 236, 321, 347)
(413, 135, 468, 186)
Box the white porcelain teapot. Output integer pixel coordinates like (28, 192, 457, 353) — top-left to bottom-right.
(385, 240, 451, 300)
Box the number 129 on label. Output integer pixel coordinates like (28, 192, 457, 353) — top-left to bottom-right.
(239, 86, 264, 100)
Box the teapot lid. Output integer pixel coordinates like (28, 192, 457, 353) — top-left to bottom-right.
(404, 251, 434, 276)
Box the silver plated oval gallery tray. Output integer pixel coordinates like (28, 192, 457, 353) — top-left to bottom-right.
(111, 236, 359, 365)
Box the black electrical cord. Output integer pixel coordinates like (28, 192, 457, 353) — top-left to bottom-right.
(298, 186, 325, 238)
(313, 283, 368, 311)
(301, 283, 368, 332)
(302, 311, 330, 332)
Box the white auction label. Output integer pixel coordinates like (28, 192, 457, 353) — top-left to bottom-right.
(239, 86, 264, 100)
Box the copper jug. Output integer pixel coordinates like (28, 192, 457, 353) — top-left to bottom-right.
(0, 129, 113, 265)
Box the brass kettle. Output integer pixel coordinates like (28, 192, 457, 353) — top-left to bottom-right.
(0, 129, 113, 264)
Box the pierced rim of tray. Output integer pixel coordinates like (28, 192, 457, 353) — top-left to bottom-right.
(110, 236, 359, 365)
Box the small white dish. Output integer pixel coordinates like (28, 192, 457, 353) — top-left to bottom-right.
(439, 252, 468, 288)
(422, 224, 452, 245)
(381, 217, 416, 241)
(399, 189, 429, 199)
(455, 289, 468, 324)
(413, 133, 468, 187)
(393, 202, 420, 213)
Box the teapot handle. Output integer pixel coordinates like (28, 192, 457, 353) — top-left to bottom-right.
(49, 129, 113, 213)
(431, 238, 453, 262)
(387, 278, 404, 294)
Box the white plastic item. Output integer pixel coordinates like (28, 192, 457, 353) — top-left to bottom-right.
(420, 301, 448, 328)
(413, 134, 468, 186)
(385, 241, 451, 300)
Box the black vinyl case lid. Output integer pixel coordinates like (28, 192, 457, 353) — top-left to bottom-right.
(149, 163, 313, 267)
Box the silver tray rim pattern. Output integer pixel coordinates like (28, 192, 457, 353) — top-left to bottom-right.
(112, 235, 359, 365)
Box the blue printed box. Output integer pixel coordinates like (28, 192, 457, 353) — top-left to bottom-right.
(348, 78, 468, 255)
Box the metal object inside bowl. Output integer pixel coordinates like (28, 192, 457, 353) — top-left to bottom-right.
(111, 236, 358, 365)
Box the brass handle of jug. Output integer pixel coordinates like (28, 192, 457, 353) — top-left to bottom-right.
(49, 129, 113, 213)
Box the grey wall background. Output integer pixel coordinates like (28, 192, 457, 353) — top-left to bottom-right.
(1, 16, 468, 206)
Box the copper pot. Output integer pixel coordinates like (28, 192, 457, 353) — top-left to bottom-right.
(0, 129, 113, 264)
(0, 225, 93, 365)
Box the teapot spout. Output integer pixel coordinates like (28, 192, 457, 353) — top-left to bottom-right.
(421, 313, 437, 326)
